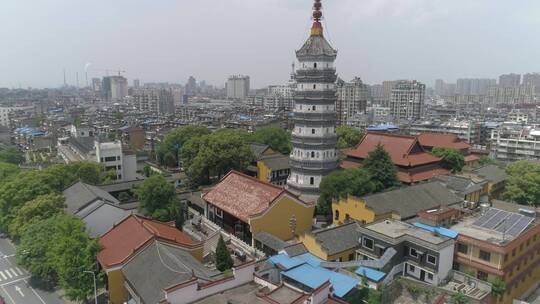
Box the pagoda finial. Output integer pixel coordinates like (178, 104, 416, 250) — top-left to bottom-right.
(311, 0, 323, 36)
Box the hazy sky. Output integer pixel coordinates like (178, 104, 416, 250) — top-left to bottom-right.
(2, 0, 540, 89)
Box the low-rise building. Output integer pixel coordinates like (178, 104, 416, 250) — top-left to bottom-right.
(331, 182, 462, 225)
(431, 175, 487, 203)
(202, 171, 315, 247)
(490, 125, 540, 162)
(297, 222, 361, 262)
(451, 204, 540, 304)
(356, 219, 455, 286)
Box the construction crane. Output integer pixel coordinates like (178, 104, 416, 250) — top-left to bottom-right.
(87, 68, 126, 77)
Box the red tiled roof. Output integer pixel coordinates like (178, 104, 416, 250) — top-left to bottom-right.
(339, 160, 361, 169)
(344, 132, 441, 167)
(202, 171, 298, 222)
(397, 168, 450, 183)
(464, 154, 480, 162)
(98, 214, 197, 269)
(417, 133, 471, 150)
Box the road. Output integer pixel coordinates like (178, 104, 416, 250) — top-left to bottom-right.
(0, 238, 64, 304)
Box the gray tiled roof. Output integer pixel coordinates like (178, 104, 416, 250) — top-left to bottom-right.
(122, 240, 219, 304)
(282, 243, 308, 257)
(474, 165, 507, 184)
(363, 182, 462, 220)
(250, 143, 271, 160)
(79, 203, 131, 238)
(296, 35, 337, 58)
(63, 181, 120, 214)
(254, 231, 287, 252)
(310, 222, 361, 256)
(260, 154, 290, 171)
(432, 175, 485, 196)
(68, 136, 95, 154)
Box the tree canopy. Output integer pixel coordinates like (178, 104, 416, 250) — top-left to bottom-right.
(215, 235, 233, 271)
(503, 161, 540, 206)
(17, 214, 102, 301)
(336, 126, 363, 149)
(432, 147, 465, 173)
(0, 147, 24, 164)
(250, 127, 291, 155)
(134, 175, 176, 216)
(318, 168, 376, 215)
(0, 162, 19, 182)
(8, 193, 65, 239)
(157, 125, 211, 167)
(0, 162, 103, 231)
(362, 144, 400, 192)
(181, 129, 253, 186)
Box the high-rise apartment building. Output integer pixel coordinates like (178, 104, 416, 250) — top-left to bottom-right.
(288, 0, 338, 195)
(456, 78, 496, 95)
(499, 73, 521, 87)
(185, 76, 197, 96)
(336, 77, 369, 126)
(133, 79, 140, 88)
(390, 80, 425, 122)
(102, 76, 128, 101)
(226, 75, 250, 100)
(92, 78, 102, 92)
(523, 73, 540, 94)
(132, 88, 175, 115)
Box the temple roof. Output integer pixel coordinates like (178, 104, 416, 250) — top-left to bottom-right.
(296, 35, 337, 59)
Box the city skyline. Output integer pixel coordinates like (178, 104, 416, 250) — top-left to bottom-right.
(2, 0, 540, 88)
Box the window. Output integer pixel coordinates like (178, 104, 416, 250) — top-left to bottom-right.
(457, 243, 468, 254)
(310, 177, 314, 185)
(362, 237, 374, 250)
(215, 208, 223, 218)
(311, 151, 315, 158)
(312, 129, 315, 134)
(409, 264, 415, 272)
(349, 253, 355, 261)
(345, 214, 350, 222)
(409, 247, 418, 258)
(312, 105, 316, 111)
(335, 210, 340, 221)
(117, 165, 121, 170)
(105, 156, 117, 162)
(427, 254, 437, 265)
(512, 248, 516, 257)
(479, 250, 491, 262)
(477, 271, 488, 281)
(313, 84, 316, 89)
(427, 273, 433, 281)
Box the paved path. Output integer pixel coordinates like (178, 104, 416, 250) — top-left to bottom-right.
(0, 238, 63, 304)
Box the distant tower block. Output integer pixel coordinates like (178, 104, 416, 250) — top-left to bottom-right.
(287, 0, 338, 196)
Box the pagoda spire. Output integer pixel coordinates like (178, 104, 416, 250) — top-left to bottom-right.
(310, 0, 323, 37)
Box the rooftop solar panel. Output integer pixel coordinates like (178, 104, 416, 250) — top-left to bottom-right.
(495, 213, 523, 233)
(483, 210, 510, 229)
(507, 217, 534, 237)
(472, 208, 498, 227)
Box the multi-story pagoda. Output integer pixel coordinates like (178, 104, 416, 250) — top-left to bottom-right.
(287, 0, 338, 196)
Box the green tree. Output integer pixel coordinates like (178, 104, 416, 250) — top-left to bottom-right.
(118, 192, 131, 202)
(72, 161, 103, 185)
(451, 292, 469, 304)
(163, 151, 177, 168)
(8, 194, 65, 239)
(0, 147, 24, 164)
(17, 217, 59, 283)
(318, 169, 376, 216)
(49, 215, 103, 302)
(143, 164, 153, 177)
(169, 202, 186, 230)
(157, 125, 210, 166)
(134, 175, 176, 216)
(362, 144, 399, 192)
(0, 162, 19, 182)
(432, 147, 465, 173)
(478, 155, 496, 166)
(250, 127, 291, 155)
(503, 161, 540, 206)
(336, 126, 363, 149)
(181, 129, 253, 186)
(215, 235, 233, 271)
(490, 278, 506, 300)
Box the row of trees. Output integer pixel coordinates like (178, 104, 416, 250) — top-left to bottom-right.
(0, 162, 105, 302)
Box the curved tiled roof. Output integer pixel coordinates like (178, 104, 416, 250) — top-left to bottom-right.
(296, 35, 337, 58)
(345, 132, 441, 167)
(417, 133, 471, 150)
(98, 214, 198, 269)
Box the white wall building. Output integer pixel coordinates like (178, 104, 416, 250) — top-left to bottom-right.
(226, 75, 250, 100)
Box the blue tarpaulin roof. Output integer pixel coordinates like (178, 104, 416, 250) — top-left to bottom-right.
(295, 252, 322, 267)
(282, 263, 359, 297)
(366, 124, 398, 131)
(355, 266, 386, 282)
(414, 222, 458, 239)
(268, 254, 304, 270)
